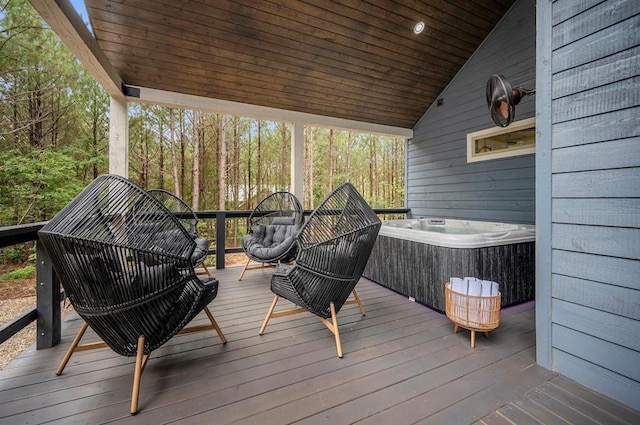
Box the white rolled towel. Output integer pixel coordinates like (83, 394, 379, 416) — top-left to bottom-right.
(481, 280, 499, 296)
(450, 277, 466, 294)
(464, 277, 482, 296)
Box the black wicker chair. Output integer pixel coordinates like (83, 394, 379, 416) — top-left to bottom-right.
(147, 189, 210, 274)
(38, 175, 226, 415)
(259, 183, 381, 358)
(238, 191, 304, 280)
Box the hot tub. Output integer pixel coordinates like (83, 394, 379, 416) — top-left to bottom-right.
(363, 218, 535, 312)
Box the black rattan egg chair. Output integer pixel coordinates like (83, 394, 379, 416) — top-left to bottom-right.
(148, 189, 211, 275)
(259, 182, 381, 358)
(38, 174, 226, 415)
(238, 191, 304, 280)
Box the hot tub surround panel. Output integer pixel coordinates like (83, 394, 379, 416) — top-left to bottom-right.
(363, 234, 535, 312)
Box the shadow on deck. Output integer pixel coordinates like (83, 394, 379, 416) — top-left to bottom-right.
(1, 266, 638, 424)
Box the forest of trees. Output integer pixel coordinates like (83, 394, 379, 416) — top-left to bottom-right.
(0, 0, 405, 262)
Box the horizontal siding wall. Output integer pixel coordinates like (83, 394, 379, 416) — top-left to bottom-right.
(407, 0, 536, 223)
(549, 0, 640, 410)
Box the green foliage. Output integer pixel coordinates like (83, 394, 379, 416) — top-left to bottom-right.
(0, 0, 405, 235)
(0, 148, 86, 224)
(0, 246, 30, 263)
(0, 265, 36, 281)
(0, 1, 107, 225)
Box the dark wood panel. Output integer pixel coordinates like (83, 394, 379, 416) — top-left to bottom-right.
(89, 11, 446, 102)
(83, 0, 516, 128)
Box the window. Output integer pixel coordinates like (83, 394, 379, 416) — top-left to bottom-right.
(466, 117, 535, 163)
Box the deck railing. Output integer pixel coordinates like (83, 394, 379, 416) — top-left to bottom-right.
(0, 208, 409, 350)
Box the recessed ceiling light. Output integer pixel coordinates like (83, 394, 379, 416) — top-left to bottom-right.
(413, 21, 425, 34)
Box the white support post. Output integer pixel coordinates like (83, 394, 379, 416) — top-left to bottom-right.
(109, 95, 129, 177)
(291, 122, 305, 201)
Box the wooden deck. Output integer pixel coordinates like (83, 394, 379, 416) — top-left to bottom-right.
(1, 266, 638, 424)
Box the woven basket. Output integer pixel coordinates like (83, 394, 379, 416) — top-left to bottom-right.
(445, 282, 501, 347)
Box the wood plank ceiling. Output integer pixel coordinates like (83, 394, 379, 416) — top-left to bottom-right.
(84, 0, 515, 129)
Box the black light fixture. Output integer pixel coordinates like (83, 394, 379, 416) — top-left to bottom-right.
(486, 74, 535, 127)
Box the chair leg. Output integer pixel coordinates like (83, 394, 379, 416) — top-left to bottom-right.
(130, 335, 148, 415)
(262, 298, 346, 358)
(319, 302, 343, 358)
(238, 258, 251, 281)
(56, 322, 89, 375)
(56, 321, 108, 375)
(259, 295, 280, 334)
(330, 302, 343, 358)
(344, 289, 365, 316)
(204, 306, 227, 343)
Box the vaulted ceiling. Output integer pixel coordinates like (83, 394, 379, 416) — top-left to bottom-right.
(42, 0, 517, 130)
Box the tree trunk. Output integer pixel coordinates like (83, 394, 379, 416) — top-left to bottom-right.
(91, 95, 99, 180)
(233, 117, 240, 206)
(368, 135, 375, 199)
(328, 129, 334, 192)
(28, 83, 44, 148)
(346, 132, 353, 182)
(158, 111, 165, 189)
(179, 110, 186, 199)
(169, 108, 180, 197)
(257, 120, 262, 194)
(304, 127, 314, 208)
(218, 114, 227, 210)
(141, 127, 149, 189)
(247, 124, 252, 206)
(192, 110, 201, 210)
(281, 123, 288, 191)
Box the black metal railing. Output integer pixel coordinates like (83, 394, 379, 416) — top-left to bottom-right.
(0, 207, 409, 351)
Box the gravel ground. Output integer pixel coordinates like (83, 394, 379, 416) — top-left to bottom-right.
(0, 297, 75, 369)
(0, 297, 37, 369)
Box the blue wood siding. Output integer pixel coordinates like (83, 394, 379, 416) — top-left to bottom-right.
(407, 0, 536, 223)
(538, 0, 640, 410)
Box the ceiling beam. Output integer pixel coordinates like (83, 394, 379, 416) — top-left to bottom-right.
(29, 0, 123, 99)
(131, 85, 413, 139)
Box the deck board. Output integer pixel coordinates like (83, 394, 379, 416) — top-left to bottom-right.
(1, 266, 639, 424)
